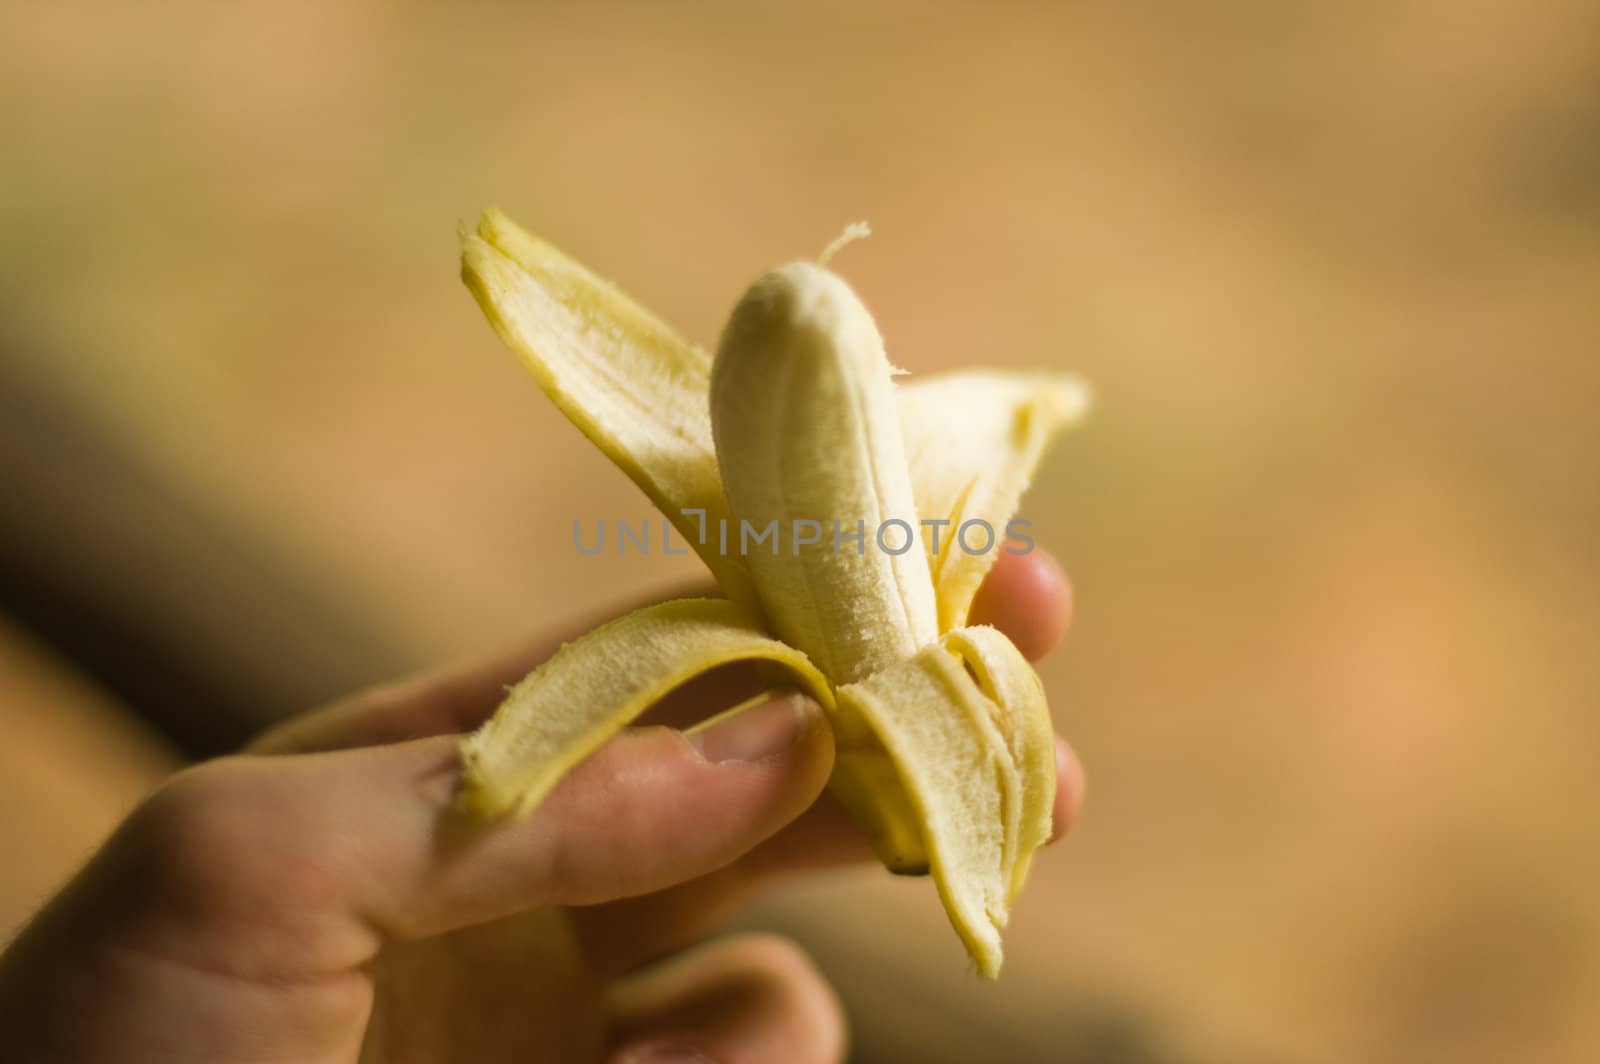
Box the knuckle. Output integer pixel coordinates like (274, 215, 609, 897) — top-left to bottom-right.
(129, 760, 259, 887)
(120, 757, 341, 917)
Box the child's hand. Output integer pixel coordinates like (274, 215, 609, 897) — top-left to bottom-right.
(0, 550, 1083, 1064)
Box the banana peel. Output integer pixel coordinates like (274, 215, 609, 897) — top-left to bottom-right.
(458, 209, 1089, 976)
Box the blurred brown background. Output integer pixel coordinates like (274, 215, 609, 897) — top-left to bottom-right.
(3, 3, 1598, 1061)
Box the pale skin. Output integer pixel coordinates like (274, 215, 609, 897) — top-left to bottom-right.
(0, 549, 1084, 1063)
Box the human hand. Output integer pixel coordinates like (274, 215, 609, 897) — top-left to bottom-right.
(0, 549, 1084, 1063)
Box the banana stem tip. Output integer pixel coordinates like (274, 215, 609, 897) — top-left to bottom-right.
(818, 221, 872, 267)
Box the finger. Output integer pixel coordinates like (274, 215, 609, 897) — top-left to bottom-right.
(115, 696, 832, 974)
(574, 733, 1088, 976)
(1053, 734, 1087, 837)
(967, 545, 1073, 661)
(605, 933, 846, 1064)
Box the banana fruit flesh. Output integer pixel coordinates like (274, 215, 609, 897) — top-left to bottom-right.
(457, 209, 1089, 976)
(710, 262, 938, 684)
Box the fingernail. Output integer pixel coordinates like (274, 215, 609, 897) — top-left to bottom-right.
(688, 694, 817, 764)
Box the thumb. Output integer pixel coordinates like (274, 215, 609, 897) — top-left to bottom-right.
(344, 693, 833, 943)
(109, 694, 831, 972)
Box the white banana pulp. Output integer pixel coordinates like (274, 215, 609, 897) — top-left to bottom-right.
(457, 209, 1089, 976)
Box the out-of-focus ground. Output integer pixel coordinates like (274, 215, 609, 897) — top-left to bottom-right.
(3, 3, 1598, 1061)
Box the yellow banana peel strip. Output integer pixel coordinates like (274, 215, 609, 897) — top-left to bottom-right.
(456, 210, 1087, 975)
(459, 598, 832, 819)
(460, 209, 757, 611)
(833, 626, 1053, 978)
(942, 624, 1055, 899)
(899, 370, 1091, 631)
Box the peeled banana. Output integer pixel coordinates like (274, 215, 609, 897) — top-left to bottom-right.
(458, 209, 1088, 976)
